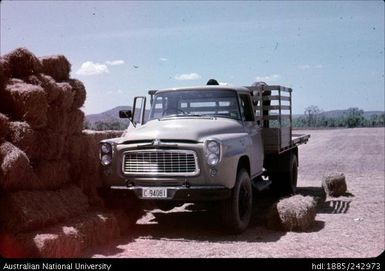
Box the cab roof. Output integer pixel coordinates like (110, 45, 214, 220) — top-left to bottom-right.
(149, 85, 252, 95)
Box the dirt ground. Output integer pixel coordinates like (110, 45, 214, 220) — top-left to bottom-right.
(83, 128, 384, 258)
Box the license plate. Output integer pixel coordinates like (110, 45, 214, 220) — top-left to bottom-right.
(142, 187, 167, 199)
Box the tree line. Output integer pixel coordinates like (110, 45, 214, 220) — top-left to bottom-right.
(85, 106, 384, 130)
(293, 106, 384, 128)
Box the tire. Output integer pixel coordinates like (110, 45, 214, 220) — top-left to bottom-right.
(288, 153, 298, 194)
(222, 169, 252, 233)
(271, 152, 298, 196)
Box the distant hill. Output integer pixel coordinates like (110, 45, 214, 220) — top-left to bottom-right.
(85, 106, 150, 130)
(86, 106, 131, 124)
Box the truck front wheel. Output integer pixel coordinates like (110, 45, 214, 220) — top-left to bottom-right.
(222, 169, 252, 233)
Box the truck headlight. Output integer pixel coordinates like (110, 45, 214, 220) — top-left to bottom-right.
(207, 141, 220, 154)
(207, 153, 219, 166)
(205, 140, 221, 166)
(101, 154, 112, 166)
(101, 143, 112, 154)
(100, 142, 112, 165)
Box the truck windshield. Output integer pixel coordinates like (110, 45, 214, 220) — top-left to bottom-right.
(149, 89, 241, 120)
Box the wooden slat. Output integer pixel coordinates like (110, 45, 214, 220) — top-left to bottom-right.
(257, 115, 291, 120)
(264, 85, 292, 92)
(245, 85, 292, 93)
(255, 105, 291, 110)
(262, 95, 291, 101)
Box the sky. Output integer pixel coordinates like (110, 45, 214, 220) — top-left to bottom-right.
(1, 1, 384, 115)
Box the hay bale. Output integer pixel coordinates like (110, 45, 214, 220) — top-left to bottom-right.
(0, 142, 68, 190)
(74, 211, 120, 251)
(83, 129, 123, 142)
(0, 185, 89, 233)
(322, 173, 347, 197)
(65, 134, 89, 185)
(53, 82, 74, 110)
(8, 121, 66, 161)
(0, 141, 39, 191)
(66, 131, 122, 206)
(8, 121, 41, 160)
(0, 211, 120, 258)
(40, 132, 66, 161)
(29, 79, 74, 111)
(79, 172, 105, 207)
(0, 233, 37, 258)
(0, 113, 10, 139)
(267, 195, 317, 231)
(65, 134, 87, 162)
(1, 81, 48, 129)
(25, 74, 61, 104)
(46, 106, 68, 133)
(34, 160, 71, 190)
(67, 79, 86, 109)
(0, 57, 10, 90)
(66, 109, 85, 135)
(39, 55, 71, 82)
(2, 48, 42, 78)
(80, 131, 109, 184)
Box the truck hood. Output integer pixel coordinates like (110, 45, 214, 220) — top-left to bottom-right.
(120, 117, 245, 142)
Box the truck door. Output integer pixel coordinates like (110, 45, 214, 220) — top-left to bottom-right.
(239, 93, 264, 177)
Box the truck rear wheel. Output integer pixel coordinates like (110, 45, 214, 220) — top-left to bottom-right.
(271, 151, 298, 196)
(222, 169, 252, 233)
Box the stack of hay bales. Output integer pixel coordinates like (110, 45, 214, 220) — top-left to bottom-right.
(68, 130, 122, 206)
(267, 195, 317, 231)
(0, 48, 122, 258)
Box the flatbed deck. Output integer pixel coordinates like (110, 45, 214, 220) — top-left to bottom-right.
(292, 133, 311, 145)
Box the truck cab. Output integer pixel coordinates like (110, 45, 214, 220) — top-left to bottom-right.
(99, 84, 310, 233)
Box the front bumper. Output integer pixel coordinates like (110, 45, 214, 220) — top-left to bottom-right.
(110, 185, 231, 201)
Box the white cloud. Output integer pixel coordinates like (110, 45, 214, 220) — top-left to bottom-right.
(159, 58, 168, 62)
(255, 74, 280, 82)
(76, 61, 109, 76)
(315, 64, 323, 69)
(174, 73, 201, 81)
(105, 60, 125, 66)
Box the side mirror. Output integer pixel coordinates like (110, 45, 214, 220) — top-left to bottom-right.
(119, 110, 132, 119)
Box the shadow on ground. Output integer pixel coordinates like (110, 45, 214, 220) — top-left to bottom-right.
(131, 191, 287, 243)
(84, 186, 351, 257)
(297, 186, 353, 214)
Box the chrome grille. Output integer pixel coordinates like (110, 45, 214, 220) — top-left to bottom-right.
(123, 149, 199, 176)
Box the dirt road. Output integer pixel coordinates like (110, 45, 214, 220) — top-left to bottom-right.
(84, 128, 384, 258)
